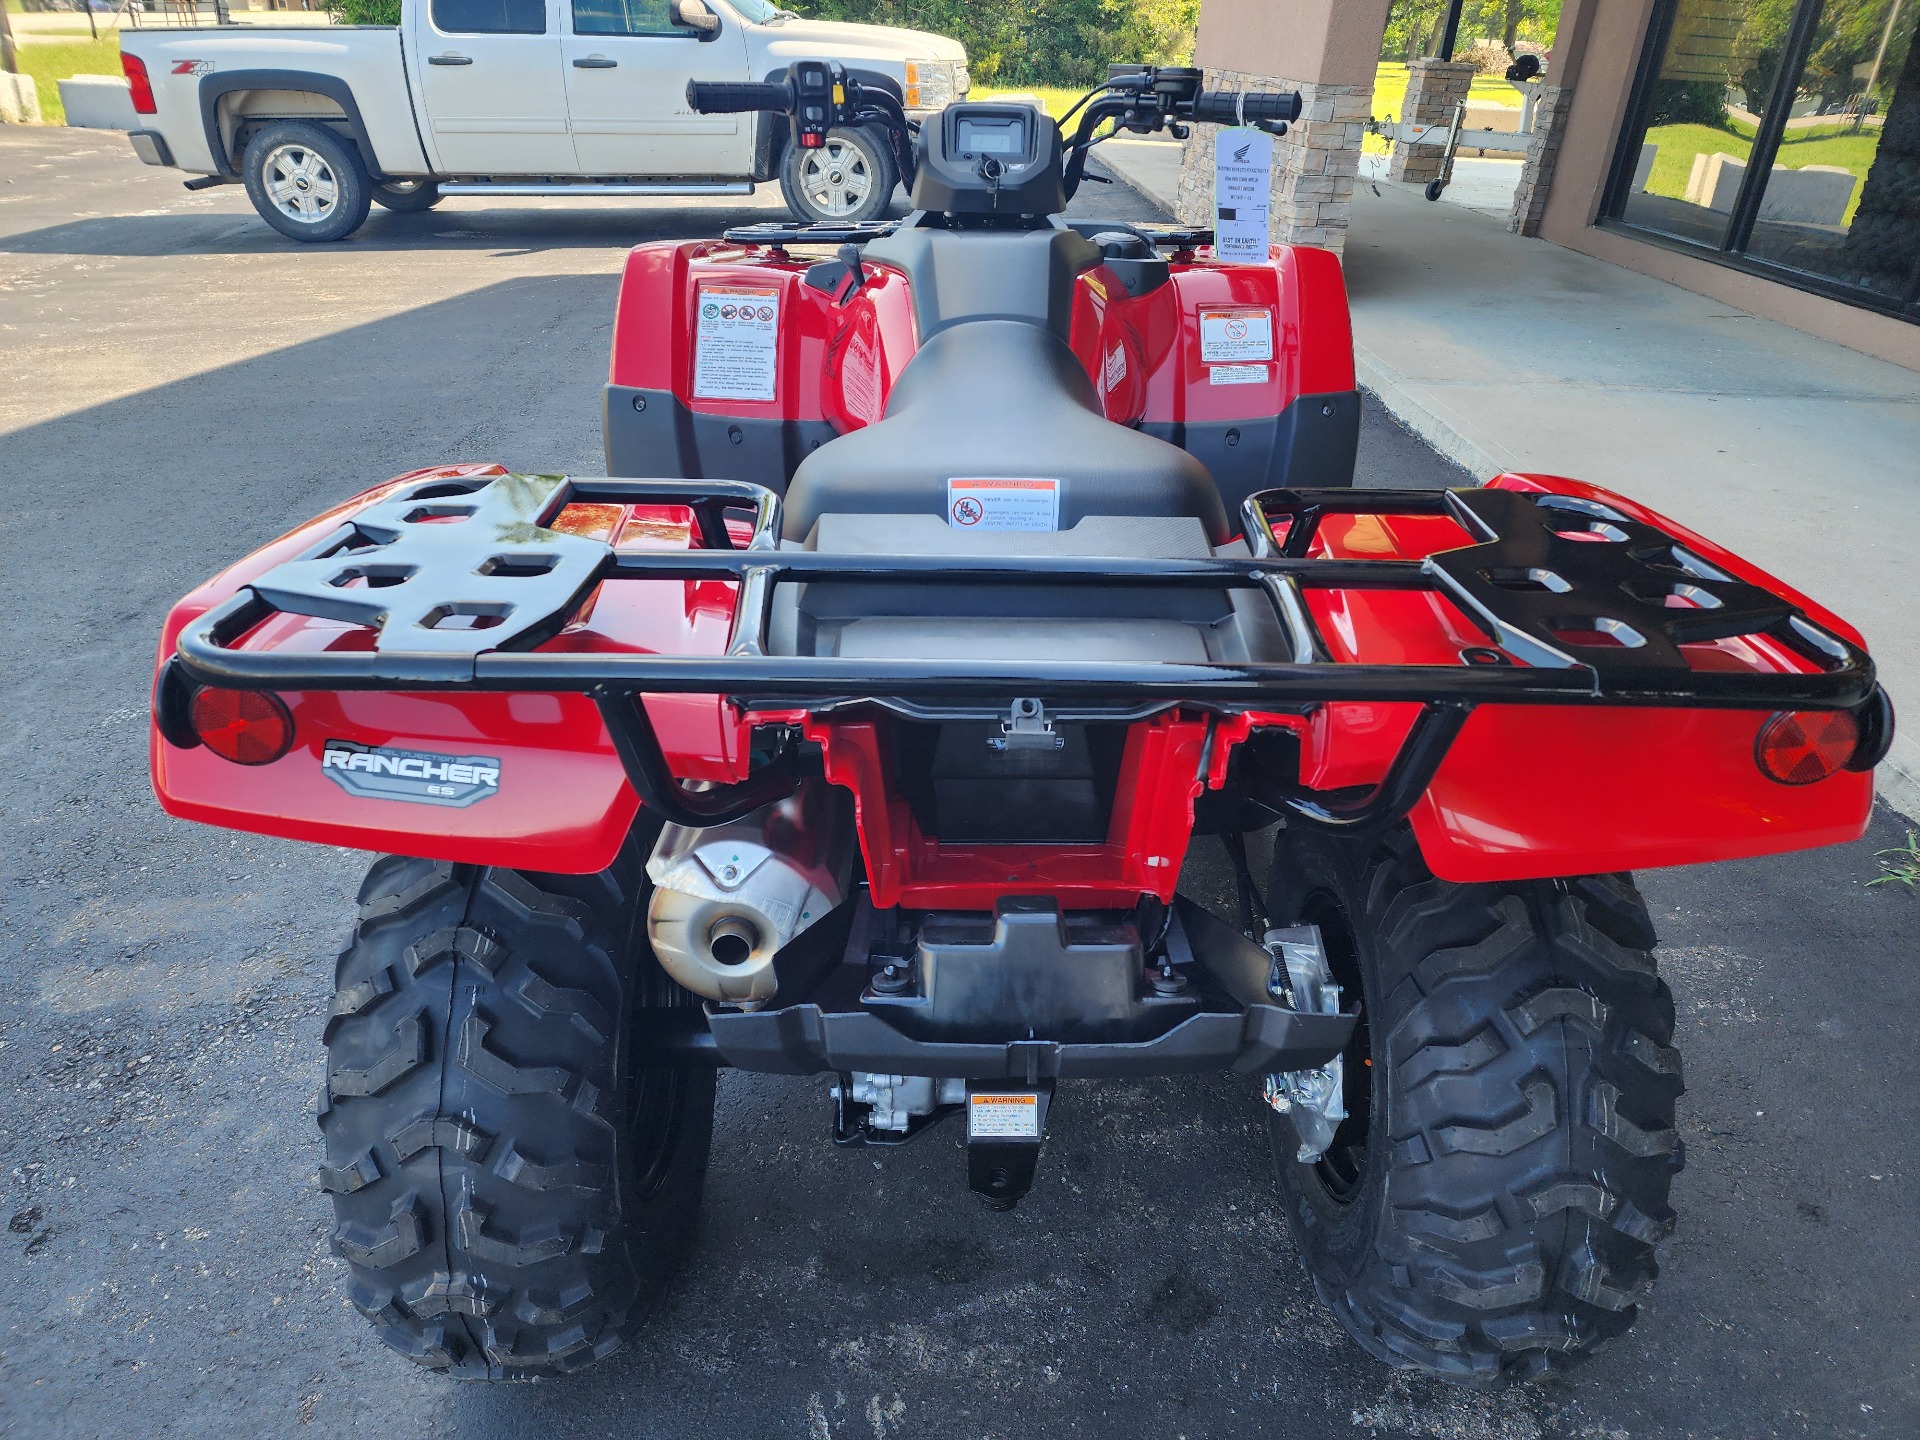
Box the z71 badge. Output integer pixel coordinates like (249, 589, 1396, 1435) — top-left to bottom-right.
(321, 741, 500, 808)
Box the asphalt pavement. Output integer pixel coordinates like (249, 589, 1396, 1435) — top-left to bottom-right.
(1, 126, 1916, 1440)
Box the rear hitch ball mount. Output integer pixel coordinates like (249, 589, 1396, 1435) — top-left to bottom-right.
(966, 1082, 1053, 1210)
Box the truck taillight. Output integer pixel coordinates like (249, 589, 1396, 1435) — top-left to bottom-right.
(122, 53, 157, 115)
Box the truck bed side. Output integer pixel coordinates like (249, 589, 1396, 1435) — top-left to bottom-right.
(120, 26, 430, 178)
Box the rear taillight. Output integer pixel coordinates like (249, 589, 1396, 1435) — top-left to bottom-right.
(189, 687, 294, 766)
(1755, 709, 1858, 786)
(122, 53, 157, 116)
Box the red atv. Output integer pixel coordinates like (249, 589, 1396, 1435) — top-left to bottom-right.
(150, 64, 1892, 1385)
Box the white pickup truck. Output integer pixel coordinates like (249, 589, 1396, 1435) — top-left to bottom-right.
(118, 0, 967, 241)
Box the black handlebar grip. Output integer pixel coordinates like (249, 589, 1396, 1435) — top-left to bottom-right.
(685, 79, 792, 114)
(1191, 89, 1304, 125)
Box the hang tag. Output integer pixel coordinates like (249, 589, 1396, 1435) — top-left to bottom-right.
(1213, 125, 1273, 263)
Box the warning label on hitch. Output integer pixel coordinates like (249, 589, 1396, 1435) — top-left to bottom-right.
(694, 284, 780, 402)
(968, 1093, 1040, 1138)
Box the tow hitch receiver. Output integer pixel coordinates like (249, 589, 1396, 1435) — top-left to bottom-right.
(967, 1083, 1052, 1209)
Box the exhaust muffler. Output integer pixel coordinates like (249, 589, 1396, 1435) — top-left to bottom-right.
(645, 778, 853, 1007)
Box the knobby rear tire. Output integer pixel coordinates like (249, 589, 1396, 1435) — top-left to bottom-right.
(318, 850, 714, 1378)
(1265, 823, 1685, 1386)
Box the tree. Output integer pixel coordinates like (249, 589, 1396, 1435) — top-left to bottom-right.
(1842, 1, 1918, 285)
(800, 0, 1197, 88)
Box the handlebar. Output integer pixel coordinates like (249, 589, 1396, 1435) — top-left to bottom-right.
(686, 63, 1305, 211)
(1190, 89, 1303, 126)
(686, 79, 793, 115)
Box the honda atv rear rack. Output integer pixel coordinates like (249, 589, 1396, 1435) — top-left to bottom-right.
(170, 471, 1885, 830)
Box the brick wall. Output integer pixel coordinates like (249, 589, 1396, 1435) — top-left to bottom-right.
(1388, 58, 1476, 184)
(1509, 83, 1575, 235)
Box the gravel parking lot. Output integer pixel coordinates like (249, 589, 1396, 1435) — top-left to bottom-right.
(2, 125, 1916, 1440)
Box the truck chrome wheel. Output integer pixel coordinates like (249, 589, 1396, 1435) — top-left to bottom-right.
(241, 120, 373, 242)
(262, 143, 340, 223)
(797, 137, 874, 217)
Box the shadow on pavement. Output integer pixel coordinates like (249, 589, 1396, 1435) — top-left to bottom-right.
(0, 204, 787, 258)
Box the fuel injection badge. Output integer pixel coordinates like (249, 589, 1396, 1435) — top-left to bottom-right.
(320, 740, 500, 807)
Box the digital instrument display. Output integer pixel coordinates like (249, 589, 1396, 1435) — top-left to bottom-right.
(955, 115, 1024, 156)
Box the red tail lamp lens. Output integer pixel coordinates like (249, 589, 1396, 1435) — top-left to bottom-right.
(189, 687, 295, 766)
(1755, 709, 1858, 786)
(122, 53, 157, 116)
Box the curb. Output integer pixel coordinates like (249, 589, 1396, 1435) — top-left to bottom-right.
(1877, 742, 1920, 826)
(1354, 350, 1513, 478)
(1089, 141, 1182, 220)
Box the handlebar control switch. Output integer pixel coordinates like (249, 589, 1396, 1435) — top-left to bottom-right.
(791, 60, 840, 149)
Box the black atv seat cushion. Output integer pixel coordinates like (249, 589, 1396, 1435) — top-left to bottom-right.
(781, 319, 1229, 544)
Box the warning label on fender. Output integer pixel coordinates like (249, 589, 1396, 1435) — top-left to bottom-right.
(694, 285, 780, 402)
(1209, 363, 1270, 385)
(947, 477, 1060, 532)
(1199, 307, 1274, 363)
(968, 1093, 1040, 1138)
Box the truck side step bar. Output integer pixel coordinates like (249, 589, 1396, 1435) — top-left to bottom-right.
(437, 181, 755, 196)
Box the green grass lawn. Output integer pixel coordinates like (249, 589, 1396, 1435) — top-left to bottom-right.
(15, 35, 124, 126)
(1642, 114, 1881, 223)
(970, 85, 1107, 120)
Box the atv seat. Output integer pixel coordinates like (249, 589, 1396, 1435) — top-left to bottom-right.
(780, 319, 1229, 543)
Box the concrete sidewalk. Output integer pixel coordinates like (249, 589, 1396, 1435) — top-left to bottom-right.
(1096, 139, 1920, 820)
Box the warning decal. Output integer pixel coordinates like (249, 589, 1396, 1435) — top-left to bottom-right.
(968, 1093, 1040, 1138)
(1209, 363, 1270, 385)
(694, 284, 780, 402)
(1198, 307, 1275, 363)
(947, 477, 1060, 532)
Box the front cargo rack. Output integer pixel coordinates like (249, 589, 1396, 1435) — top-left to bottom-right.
(171, 472, 1884, 830)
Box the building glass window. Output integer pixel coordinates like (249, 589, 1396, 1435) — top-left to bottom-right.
(1609, 0, 1920, 318)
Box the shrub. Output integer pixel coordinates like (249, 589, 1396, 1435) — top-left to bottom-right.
(328, 0, 402, 25)
(1461, 38, 1513, 76)
(1649, 78, 1729, 129)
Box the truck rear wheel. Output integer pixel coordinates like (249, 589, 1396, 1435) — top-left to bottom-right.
(241, 120, 373, 243)
(318, 853, 714, 1378)
(372, 178, 443, 213)
(1264, 825, 1684, 1385)
(779, 125, 896, 225)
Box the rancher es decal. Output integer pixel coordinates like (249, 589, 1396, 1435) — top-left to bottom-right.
(321, 740, 500, 808)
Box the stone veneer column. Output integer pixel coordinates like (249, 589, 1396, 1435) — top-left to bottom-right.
(1174, 74, 1372, 256)
(1387, 58, 1475, 184)
(1509, 83, 1575, 235)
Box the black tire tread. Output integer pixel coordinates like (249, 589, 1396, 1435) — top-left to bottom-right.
(319, 854, 713, 1378)
(241, 120, 374, 243)
(1269, 825, 1684, 1386)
